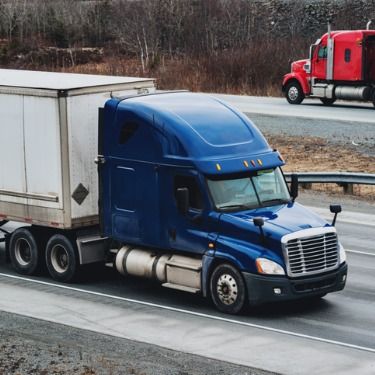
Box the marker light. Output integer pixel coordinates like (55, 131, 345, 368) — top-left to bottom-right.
(251, 160, 256, 166)
(243, 160, 249, 168)
(257, 159, 263, 166)
(256, 258, 285, 275)
(216, 163, 221, 171)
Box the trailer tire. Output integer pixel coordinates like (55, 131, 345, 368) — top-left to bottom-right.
(320, 98, 336, 106)
(285, 81, 304, 104)
(45, 234, 78, 283)
(210, 263, 246, 314)
(9, 227, 40, 275)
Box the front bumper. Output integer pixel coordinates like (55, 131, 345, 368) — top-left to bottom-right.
(242, 263, 348, 306)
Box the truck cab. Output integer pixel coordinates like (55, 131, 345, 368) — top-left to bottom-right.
(282, 24, 375, 106)
(99, 92, 347, 314)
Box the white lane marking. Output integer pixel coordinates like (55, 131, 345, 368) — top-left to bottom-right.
(0, 272, 374, 354)
(305, 206, 375, 228)
(347, 249, 375, 257)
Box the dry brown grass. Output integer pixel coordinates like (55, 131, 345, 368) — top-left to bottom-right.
(267, 134, 375, 200)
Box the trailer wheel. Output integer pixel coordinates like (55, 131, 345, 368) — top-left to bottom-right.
(9, 227, 40, 275)
(45, 234, 78, 283)
(320, 98, 336, 106)
(210, 263, 246, 314)
(285, 81, 304, 104)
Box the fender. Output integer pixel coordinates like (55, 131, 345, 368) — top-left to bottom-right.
(282, 73, 310, 95)
(200, 237, 285, 297)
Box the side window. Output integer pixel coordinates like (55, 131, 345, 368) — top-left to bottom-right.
(318, 46, 327, 59)
(345, 48, 351, 63)
(174, 175, 203, 210)
(119, 122, 139, 144)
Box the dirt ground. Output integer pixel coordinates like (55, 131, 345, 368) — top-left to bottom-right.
(0, 311, 274, 375)
(266, 134, 375, 200)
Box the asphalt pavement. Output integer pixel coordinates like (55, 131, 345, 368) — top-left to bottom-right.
(211, 94, 375, 156)
(0, 190, 374, 375)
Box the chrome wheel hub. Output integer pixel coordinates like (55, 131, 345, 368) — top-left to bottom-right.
(217, 274, 238, 305)
(288, 86, 299, 101)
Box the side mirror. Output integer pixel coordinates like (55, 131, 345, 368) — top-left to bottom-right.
(253, 217, 265, 243)
(330, 204, 342, 226)
(176, 188, 189, 215)
(291, 174, 299, 201)
(253, 217, 264, 228)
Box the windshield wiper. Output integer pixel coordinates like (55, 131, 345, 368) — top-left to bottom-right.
(261, 198, 289, 205)
(218, 204, 254, 211)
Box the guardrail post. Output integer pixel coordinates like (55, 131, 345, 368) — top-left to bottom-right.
(338, 183, 354, 195)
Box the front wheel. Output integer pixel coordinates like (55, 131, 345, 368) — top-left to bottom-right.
(45, 234, 79, 283)
(210, 263, 246, 314)
(285, 81, 304, 104)
(320, 98, 336, 106)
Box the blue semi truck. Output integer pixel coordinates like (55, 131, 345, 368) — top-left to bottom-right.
(0, 71, 347, 314)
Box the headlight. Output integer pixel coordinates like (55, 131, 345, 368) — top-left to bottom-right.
(256, 258, 285, 275)
(339, 243, 346, 264)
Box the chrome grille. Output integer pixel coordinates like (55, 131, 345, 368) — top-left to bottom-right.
(282, 228, 339, 277)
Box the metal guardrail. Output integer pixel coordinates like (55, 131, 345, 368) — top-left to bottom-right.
(284, 172, 375, 194)
(284, 172, 375, 185)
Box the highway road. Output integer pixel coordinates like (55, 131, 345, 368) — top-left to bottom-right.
(0, 192, 374, 374)
(213, 94, 375, 123)
(212, 94, 375, 156)
(0, 96, 374, 374)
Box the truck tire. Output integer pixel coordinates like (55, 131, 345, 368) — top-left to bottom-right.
(285, 81, 304, 104)
(210, 263, 246, 314)
(320, 98, 336, 106)
(45, 234, 78, 282)
(9, 227, 40, 275)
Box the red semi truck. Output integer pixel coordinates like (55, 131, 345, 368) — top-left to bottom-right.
(282, 22, 375, 106)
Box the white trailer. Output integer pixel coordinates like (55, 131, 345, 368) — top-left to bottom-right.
(0, 69, 155, 228)
(0, 69, 155, 280)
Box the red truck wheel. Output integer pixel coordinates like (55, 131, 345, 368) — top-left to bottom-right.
(320, 98, 336, 106)
(285, 81, 304, 104)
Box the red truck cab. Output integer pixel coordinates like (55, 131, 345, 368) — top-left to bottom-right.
(282, 23, 375, 106)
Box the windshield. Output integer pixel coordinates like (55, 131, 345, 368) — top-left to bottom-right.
(207, 168, 290, 211)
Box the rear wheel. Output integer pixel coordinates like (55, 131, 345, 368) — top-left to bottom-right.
(45, 234, 79, 282)
(285, 81, 304, 104)
(320, 98, 336, 106)
(210, 263, 246, 314)
(9, 227, 40, 275)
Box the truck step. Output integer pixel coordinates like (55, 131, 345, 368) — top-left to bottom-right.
(162, 282, 200, 294)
